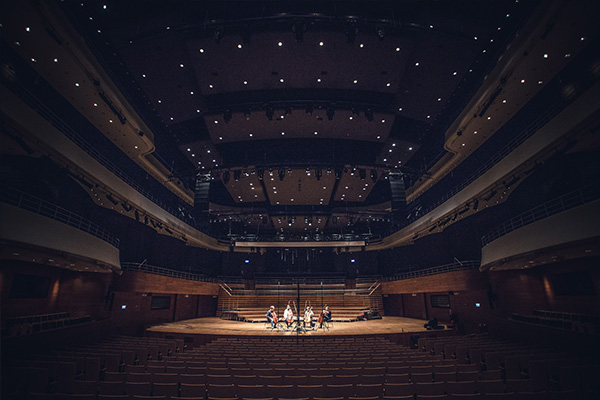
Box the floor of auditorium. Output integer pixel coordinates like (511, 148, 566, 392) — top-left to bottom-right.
(147, 316, 445, 337)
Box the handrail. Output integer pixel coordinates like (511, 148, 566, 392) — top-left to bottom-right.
(219, 282, 233, 296)
(0, 184, 120, 248)
(368, 281, 381, 296)
(481, 184, 600, 246)
(120, 262, 216, 282)
(383, 260, 480, 282)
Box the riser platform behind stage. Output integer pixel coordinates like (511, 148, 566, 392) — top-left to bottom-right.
(146, 316, 456, 348)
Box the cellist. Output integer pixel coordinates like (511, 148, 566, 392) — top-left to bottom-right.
(319, 305, 332, 328)
(304, 306, 314, 328)
(283, 304, 294, 328)
(266, 305, 277, 329)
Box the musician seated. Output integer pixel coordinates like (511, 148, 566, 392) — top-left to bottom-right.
(283, 305, 294, 328)
(304, 306, 314, 328)
(266, 306, 276, 328)
(320, 305, 332, 328)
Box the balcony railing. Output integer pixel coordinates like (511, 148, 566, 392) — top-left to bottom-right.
(405, 98, 567, 227)
(481, 184, 600, 246)
(0, 184, 120, 248)
(120, 262, 216, 282)
(383, 259, 480, 282)
(7, 81, 195, 228)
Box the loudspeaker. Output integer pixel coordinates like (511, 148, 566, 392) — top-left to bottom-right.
(389, 172, 407, 222)
(195, 174, 211, 228)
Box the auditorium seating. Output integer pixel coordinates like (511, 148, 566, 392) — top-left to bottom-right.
(2, 334, 597, 399)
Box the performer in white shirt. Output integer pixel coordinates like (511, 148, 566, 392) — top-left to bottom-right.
(283, 304, 294, 328)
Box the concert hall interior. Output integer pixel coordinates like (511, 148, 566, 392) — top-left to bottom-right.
(1, 1, 600, 399)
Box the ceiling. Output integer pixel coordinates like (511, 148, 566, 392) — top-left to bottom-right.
(8, 0, 599, 249)
(45, 0, 540, 242)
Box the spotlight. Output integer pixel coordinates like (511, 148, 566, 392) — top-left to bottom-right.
(315, 169, 322, 180)
(278, 168, 285, 181)
(293, 20, 306, 43)
(359, 169, 366, 180)
(223, 109, 232, 123)
(376, 25, 385, 40)
(326, 106, 334, 121)
(214, 27, 224, 43)
(370, 169, 378, 181)
(266, 105, 274, 120)
(257, 169, 264, 180)
(365, 109, 374, 121)
(346, 21, 357, 43)
(222, 171, 230, 184)
(334, 168, 343, 179)
(284, 105, 292, 115)
(305, 104, 314, 115)
(472, 199, 479, 211)
(233, 170, 241, 181)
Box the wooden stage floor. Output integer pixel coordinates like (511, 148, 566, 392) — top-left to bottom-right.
(147, 316, 447, 337)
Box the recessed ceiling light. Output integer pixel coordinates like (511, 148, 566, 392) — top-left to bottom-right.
(214, 120, 218, 124)
(415, 62, 420, 66)
(314, 131, 318, 135)
(353, 80, 358, 84)
(219, 137, 223, 140)
(237, 44, 242, 49)
(199, 48, 204, 53)
(383, 158, 387, 162)
(376, 135, 381, 139)
(281, 132, 285, 135)
(179, 64, 184, 68)
(278, 41, 283, 46)
(54, 58, 59, 63)
(453, 71, 457, 76)
(209, 84, 213, 88)
(408, 147, 413, 150)
(319, 41, 324, 46)
(359, 43, 364, 48)
(280, 78, 284, 83)
(520, 79, 525, 84)
(243, 81, 248, 85)
(392, 143, 396, 147)
(381, 119, 385, 123)
(386, 83, 391, 87)
(395, 47, 400, 52)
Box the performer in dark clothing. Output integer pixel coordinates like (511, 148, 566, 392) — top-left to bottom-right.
(266, 305, 276, 328)
(319, 305, 332, 328)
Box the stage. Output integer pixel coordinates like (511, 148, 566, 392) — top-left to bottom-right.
(146, 316, 456, 347)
